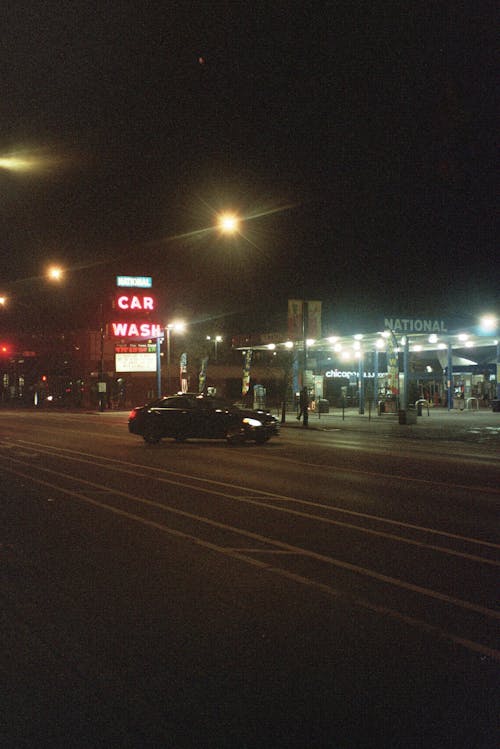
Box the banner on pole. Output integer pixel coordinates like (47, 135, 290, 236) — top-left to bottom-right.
(242, 349, 253, 396)
(287, 299, 303, 340)
(386, 332, 399, 395)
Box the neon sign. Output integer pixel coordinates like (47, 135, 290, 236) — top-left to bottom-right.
(116, 276, 152, 288)
(112, 275, 161, 339)
(116, 294, 155, 310)
(111, 322, 163, 338)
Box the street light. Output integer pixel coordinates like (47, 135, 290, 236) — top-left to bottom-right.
(165, 320, 186, 394)
(0, 152, 42, 172)
(479, 314, 497, 333)
(217, 212, 240, 235)
(206, 334, 223, 361)
(47, 265, 64, 282)
(0, 148, 62, 174)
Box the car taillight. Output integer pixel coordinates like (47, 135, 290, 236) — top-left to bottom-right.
(128, 409, 137, 419)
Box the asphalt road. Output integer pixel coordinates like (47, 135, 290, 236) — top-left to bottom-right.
(1, 409, 498, 748)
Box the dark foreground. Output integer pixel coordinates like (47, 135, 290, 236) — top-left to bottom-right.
(1, 409, 498, 748)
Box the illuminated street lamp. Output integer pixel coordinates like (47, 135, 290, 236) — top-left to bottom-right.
(166, 320, 186, 394)
(479, 314, 497, 333)
(0, 153, 42, 172)
(217, 212, 240, 235)
(0, 148, 62, 174)
(206, 334, 223, 361)
(47, 265, 64, 282)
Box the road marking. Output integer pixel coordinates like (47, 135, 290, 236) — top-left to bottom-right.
(11, 440, 500, 559)
(4, 438, 500, 567)
(1, 456, 499, 621)
(1, 460, 499, 663)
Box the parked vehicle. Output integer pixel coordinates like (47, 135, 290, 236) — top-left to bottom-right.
(128, 393, 279, 445)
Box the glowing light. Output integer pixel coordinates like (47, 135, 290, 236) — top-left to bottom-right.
(458, 333, 469, 342)
(167, 320, 186, 334)
(327, 336, 339, 343)
(306, 339, 315, 347)
(428, 334, 438, 343)
(0, 148, 63, 173)
(0, 154, 40, 171)
(375, 338, 385, 349)
(266, 343, 276, 350)
(218, 212, 240, 234)
(480, 314, 497, 332)
(47, 266, 64, 281)
(353, 333, 364, 340)
(284, 341, 294, 349)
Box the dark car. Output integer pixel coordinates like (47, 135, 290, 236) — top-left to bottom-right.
(128, 393, 279, 445)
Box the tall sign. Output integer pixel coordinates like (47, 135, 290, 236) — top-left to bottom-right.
(112, 275, 162, 373)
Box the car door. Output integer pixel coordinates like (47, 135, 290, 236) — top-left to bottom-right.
(148, 396, 186, 437)
(202, 398, 233, 438)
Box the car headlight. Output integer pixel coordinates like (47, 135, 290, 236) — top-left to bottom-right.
(242, 417, 263, 428)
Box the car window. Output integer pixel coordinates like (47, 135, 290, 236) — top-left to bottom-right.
(206, 398, 232, 411)
(155, 397, 185, 408)
(182, 397, 199, 409)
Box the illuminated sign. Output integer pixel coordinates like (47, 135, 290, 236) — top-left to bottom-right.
(116, 276, 152, 288)
(384, 318, 447, 333)
(111, 322, 163, 338)
(116, 294, 155, 310)
(325, 369, 388, 379)
(115, 343, 156, 354)
(115, 353, 157, 372)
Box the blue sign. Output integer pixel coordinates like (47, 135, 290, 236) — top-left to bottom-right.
(116, 276, 152, 288)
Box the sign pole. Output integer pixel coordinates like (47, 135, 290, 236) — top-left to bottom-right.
(156, 336, 162, 397)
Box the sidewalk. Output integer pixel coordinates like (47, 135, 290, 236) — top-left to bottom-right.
(279, 406, 500, 446)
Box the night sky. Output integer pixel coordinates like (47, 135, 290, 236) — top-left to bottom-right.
(1, 2, 497, 336)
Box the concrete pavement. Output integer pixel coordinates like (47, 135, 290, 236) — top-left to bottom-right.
(279, 405, 500, 446)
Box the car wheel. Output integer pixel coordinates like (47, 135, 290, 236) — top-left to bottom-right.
(254, 433, 268, 445)
(143, 423, 162, 444)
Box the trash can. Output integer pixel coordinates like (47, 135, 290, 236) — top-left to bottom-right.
(319, 398, 329, 414)
(492, 399, 500, 412)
